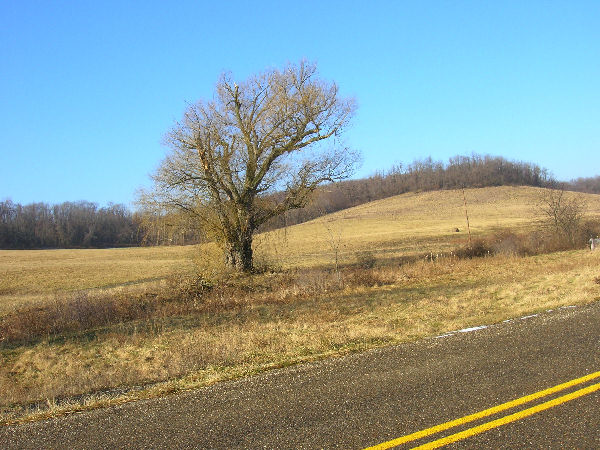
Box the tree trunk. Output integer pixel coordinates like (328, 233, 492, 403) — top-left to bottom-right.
(225, 232, 253, 272)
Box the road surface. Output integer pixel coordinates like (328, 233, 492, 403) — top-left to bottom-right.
(2, 301, 599, 448)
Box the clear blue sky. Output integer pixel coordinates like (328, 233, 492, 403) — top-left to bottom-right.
(1, 0, 599, 206)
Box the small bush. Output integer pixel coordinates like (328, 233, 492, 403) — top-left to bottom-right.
(454, 239, 494, 259)
(251, 257, 282, 274)
(165, 273, 213, 300)
(355, 251, 377, 269)
(578, 219, 600, 246)
(0, 292, 144, 345)
(344, 267, 396, 287)
(451, 223, 600, 261)
(491, 230, 536, 256)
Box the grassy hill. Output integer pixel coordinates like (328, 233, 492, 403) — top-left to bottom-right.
(256, 185, 600, 267)
(2, 186, 600, 315)
(1, 185, 600, 423)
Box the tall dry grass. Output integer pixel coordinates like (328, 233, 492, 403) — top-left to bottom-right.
(2, 185, 600, 423)
(2, 248, 600, 424)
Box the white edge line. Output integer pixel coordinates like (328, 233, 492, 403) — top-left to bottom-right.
(520, 314, 539, 320)
(433, 305, 579, 342)
(457, 325, 488, 333)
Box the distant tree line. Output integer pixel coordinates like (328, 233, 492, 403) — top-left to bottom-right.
(0, 201, 141, 249)
(0, 200, 206, 249)
(2, 154, 598, 249)
(568, 176, 600, 195)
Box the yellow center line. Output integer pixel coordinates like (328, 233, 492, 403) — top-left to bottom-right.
(414, 382, 600, 449)
(363, 370, 600, 450)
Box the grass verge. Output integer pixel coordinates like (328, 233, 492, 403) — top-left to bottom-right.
(2, 249, 599, 425)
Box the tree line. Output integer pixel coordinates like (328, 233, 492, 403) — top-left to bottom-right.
(2, 154, 598, 250)
(0, 201, 141, 249)
(0, 200, 206, 249)
(569, 175, 600, 195)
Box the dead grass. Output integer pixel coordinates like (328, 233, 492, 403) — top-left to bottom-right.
(2, 249, 600, 424)
(0, 246, 198, 293)
(254, 186, 600, 267)
(2, 186, 600, 423)
(2, 187, 598, 306)
(0, 245, 205, 315)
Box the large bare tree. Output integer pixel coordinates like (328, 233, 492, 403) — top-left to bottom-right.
(142, 61, 358, 271)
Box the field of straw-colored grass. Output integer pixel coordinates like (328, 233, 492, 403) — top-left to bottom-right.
(0, 245, 200, 315)
(1, 186, 600, 423)
(3, 186, 599, 306)
(255, 186, 600, 267)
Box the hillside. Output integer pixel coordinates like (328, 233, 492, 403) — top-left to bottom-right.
(0, 154, 566, 250)
(256, 186, 600, 268)
(3, 186, 600, 314)
(4, 154, 599, 251)
(2, 185, 600, 424)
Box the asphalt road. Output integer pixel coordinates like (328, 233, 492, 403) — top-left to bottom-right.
(2, 301, 599, 449)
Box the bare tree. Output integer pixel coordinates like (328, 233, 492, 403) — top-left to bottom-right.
(323, 219, 345, 287)
(141, 61, 358, 272)
(538, 187, 587, 246)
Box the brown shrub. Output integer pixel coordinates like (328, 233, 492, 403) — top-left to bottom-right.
(578, 219, 600, 244)
(452, 222, 600, 261)
(287, 269, 340, 295)
(165, 273, 213, 301)
(343, 267, 396, 288)
(0, 291, 178, 346)
(355, 251, 377, 269)
(454, 240, 493, 259)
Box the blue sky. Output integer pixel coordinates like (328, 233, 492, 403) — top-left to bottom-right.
(1, 0, 599, 206)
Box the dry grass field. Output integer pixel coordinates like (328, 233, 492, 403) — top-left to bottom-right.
(255, 186, 600, 267)
(0, 245, 198, 316)
(1, 186, 600, 423)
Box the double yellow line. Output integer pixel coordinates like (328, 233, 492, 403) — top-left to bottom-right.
(365, 370, 600, 449)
